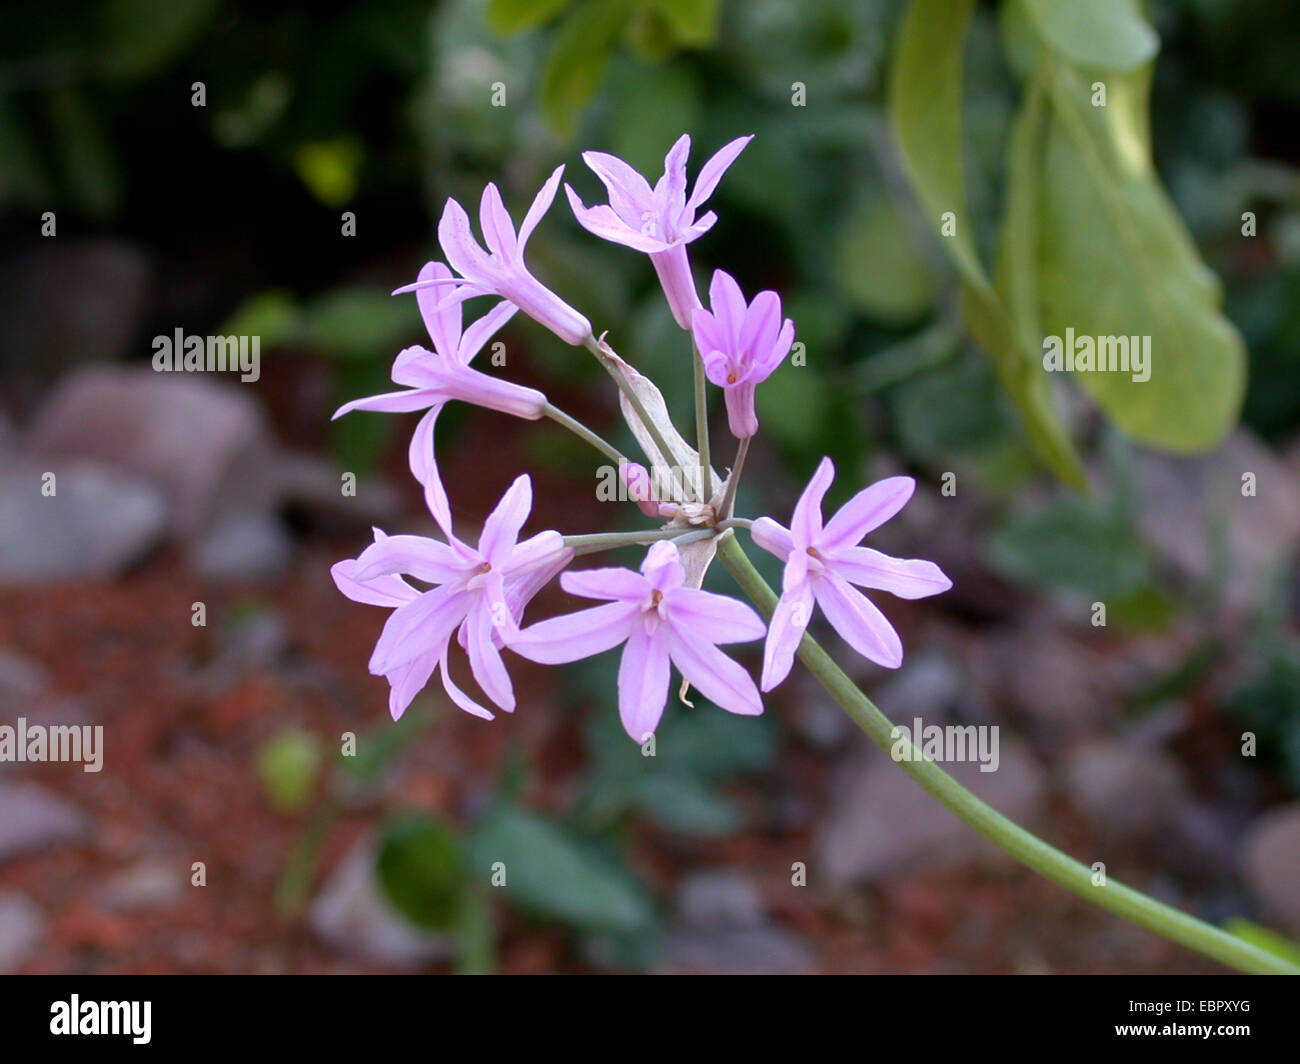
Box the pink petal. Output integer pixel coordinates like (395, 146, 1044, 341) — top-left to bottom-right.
(618, 626, 671, 741)
(813, 572, 903, 669)
(369, 587, 468, 675)
(829, 547, 951, 600)
(437, 646, 496, 720)
(437, 197, 495, 281)
(641, 540, 685, 592)
(791, 456, 834, 547)
(686, 135, 753, 214)
(760, 579, 813, 691)
(708, 269, 747, 351)
(479, 184, 518, 261)
(649, 244, 700, 330)
(819, 476, 916, 553)
(663, 586, 766, 644)
(566, 187, 667, 252)
(504, 530, 570, 581)
(752, 317, 795, 379)
(517, 164, 565, 250)
(560, 566, 648, 602)
(511, 601, 640, 664)
(665, 629, 763, 717)
(352, 533, 465, 584)
(408, 406, 452, 536)
(466, 600, 515, 711)
(723, 380, 759, 439)
(738, 289, 781, 365)
(415, 261, 463, 357)
(750, 517, 793, 561)
(386, 648, 441, 721)
(478, 474, 531, 565)
(333, 387, 439, 419)
(581, 152, 656, 226)
(331, 557, 417, 608)
(659, 133, 691, 214)
(458, 299, 518, 367)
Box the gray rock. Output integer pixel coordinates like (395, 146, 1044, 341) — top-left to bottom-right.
(674, 870, 765, 931)
(0, 783, 90, 862)
(0, 891, 44, 973)
(23, 365, 277, 538)
(309, 839, 455, 969)
(1063, 740, 1189, 841)
(1131, 430, 1300, 618)
(657, 925, 815, 975)
(0, 458, 167, 582)
(1240, 804, 1300, 933)
(97, 860, 185, 912)
(189, 511, 291, 583)
(817, 738, 1046, 886)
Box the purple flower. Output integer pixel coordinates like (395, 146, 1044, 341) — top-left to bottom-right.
(334, 261, 545, 534)
(511, 540, 765, 740)
(565, 134, 752, 329)
(331, 475, 571, 721)
(752, 458, 951, 691)
(691, 269, 794, 439)
(398, 168, 593, 346)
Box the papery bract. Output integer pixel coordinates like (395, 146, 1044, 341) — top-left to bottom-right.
(566, 134, 752, 329)
(511, 541, 764, 740)
(752, 458, 951, 691)
(332, 475, 570, 720)
(691, 269, 794, 439)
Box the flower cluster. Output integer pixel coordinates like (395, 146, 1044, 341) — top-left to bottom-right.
(334, 134, 951, 740)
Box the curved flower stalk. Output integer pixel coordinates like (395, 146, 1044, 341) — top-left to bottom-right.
(329, 134, 1299, 975)
(566, 134, 752, 329)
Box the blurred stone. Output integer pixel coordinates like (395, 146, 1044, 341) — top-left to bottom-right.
(0, 239, 152, 375)
(189, 511, 292, 583)
(97, 860, 185, 912)
(0, 783, 90, 862)
(0, 891, 43, 973)
(272, 450, 400, 530)
(0, 458, 166, 582)
(0, 650, 51, 708)
(309, 839, 454, 969)
(869, 648, 963, 718)
(817, 738, 1046, 886)
(1240, 804, 1300, 933)
(23, 365, 277, 538)
(674, 870, 765, 931)
(657, 925, 815, 975)
(1131, 430, 1300, 617)
(1062, 740, 1189, 841)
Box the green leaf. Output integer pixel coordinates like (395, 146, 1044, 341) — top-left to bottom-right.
(834, 197, 941, 324)
(1021, 0, 1157, 72)
(486, 0, 573, 35)
(890, 0, 1085, 487)
(466, 806, 653, 933)
(651, 0, 720, 46)
(100, 0, 219, 82)
(375, 814, 467, 931)
(303, 286, 421, 361)
(630, 774, 740, 836)
(540, 0, 633, 138)
(1036, 65, 1246, 451)
(220, 290, 299, 350)
(45, 87, 121, 220)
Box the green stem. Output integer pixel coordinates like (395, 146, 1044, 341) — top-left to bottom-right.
(563, 527, 707, 555)
(692, 343, 712, 499)
(542, 402, 625, 466)
(718, 436, 750, 521)
(715, 534, 1298, 976)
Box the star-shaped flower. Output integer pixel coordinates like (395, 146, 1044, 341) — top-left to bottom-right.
(752, 458, 951, 690)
